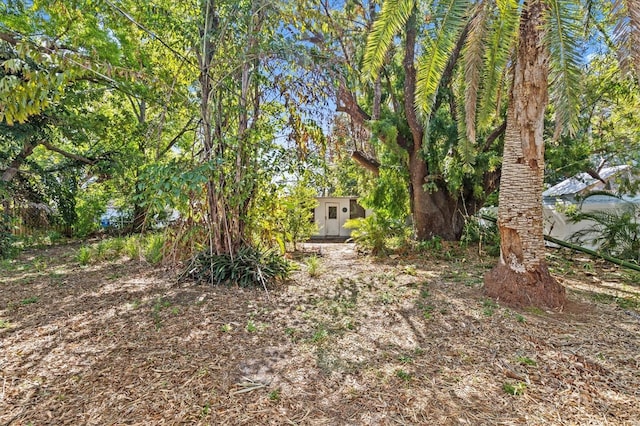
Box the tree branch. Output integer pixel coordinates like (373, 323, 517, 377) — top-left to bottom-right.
(482, 120, 507, 152)
(156, 117, 197, 160)
(336, 83, 371, 126)
(351, 150, 380, 176)
(40, 140, 96, 165)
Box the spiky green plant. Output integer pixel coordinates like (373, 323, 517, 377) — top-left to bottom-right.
(184, 245, 290, 288)
(569, 193, 640, 262)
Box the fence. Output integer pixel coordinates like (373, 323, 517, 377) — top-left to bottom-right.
(3, 203, 71, 238)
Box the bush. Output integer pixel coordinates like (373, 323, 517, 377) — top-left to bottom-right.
(77, 246, 92, 265)
(460, 214, 500, 257)
(345, 215, 410, 255)
(184, 245, 291, 287)
(569, 193, 640, 263)
(143, 234, 165, 265)
(0, 227, 16, 259)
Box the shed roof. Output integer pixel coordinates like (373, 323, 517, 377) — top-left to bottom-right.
(543, 165, 630, 198)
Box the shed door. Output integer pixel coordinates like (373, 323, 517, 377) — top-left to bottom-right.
(325, 203, 340, 236)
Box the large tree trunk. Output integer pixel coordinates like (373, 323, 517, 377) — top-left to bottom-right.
(409, 151, 465, 240)
(484, 0, 566, 309)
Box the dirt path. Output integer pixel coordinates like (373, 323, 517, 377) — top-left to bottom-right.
(1, 242, 639, 425)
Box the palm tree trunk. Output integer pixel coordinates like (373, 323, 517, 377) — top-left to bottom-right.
(484, 0, 566, 308)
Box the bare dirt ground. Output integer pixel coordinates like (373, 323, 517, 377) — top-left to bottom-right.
(1, 241, 639, 425)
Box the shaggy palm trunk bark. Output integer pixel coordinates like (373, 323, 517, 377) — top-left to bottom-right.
(484, 0, 566, 308)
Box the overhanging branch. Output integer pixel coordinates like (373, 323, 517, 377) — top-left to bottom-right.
(40, 140, 96, 165)
(351, 150, 380, 176)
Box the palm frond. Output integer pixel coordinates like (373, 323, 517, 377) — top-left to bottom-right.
(363, 0, 415, 80)
(415, 0, 470, 124)
(462, 0, 490, 144)
(455, 82, 478, 167)
(613, 0, 640, 83)
(569, 192, 640, 261)
(477, 0, 519, 129)
(545, 0, 583, 137)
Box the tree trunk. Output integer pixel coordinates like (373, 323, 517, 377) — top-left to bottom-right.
(409, 151, 465, 240)
(484, 0, 566, 309)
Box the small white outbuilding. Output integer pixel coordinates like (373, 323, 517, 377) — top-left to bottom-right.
(312, 197, 368, 238)
(543, 165, 639, 249)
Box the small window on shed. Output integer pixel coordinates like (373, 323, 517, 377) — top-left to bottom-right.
(328, 206, 338, 219)
(349, 199, 366, 219)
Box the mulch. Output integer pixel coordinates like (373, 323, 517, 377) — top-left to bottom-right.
(1, 242, 639, 425)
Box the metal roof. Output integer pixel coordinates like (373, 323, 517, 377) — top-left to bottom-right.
(543, 165, 631, 198)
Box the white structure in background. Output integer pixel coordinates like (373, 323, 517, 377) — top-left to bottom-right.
(543, 165, 639, 249)
(312, 197, 369, 238)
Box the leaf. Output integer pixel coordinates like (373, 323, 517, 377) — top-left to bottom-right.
(363, 0, 415, 80)
(415, 0, 469, 125)
(462, 0, 490, 144)
(545, 0, 583, 137)
(477, 0, 519, 129)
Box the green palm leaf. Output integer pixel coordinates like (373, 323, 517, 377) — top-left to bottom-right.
(415, 0, 469, 124)
(363, 0, 415, 80)
(545, 0, 583, 137)
(462, 0, 490, 144)
(477, 0, 519, 129)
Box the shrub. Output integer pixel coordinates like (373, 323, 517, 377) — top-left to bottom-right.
(184, 245, 291, 288)
(460, 214, 500, 257)
(345, 215, 410, 255)
(124, 236, 140, 259)
(569, 193, 640, 263)
(0, 222, 16, 260)
(305, 255, 322, 277)
(143, 234, 165, 265)
(77, 246, 92, 265)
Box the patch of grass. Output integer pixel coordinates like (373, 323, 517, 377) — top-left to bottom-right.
(403, 264, 417, 276)
(221, 323, 232, 333)
(32, 256, 47, 272)
(312, 326, 329, 343)
(526, 306, 546, 315)
(482, 299, 498, 316)
(0, 258, 17, 271)
(20, 296, 39, 305)
(398, 354, 413, 364)
(419, 284, 430, 299)
(590, 292, 640, 310)
(516, 356, 537, 366)
(77, 246, 92, 266)
(395, 369, 412, 381)
(503, 381, 527, 396)
(305, 255, 322, 278)
(0, 319, 11, 329)
(379, 292, 395, 305)
(246, 320, 257, 333)
(151, 298, 171, 329)
(268, 388, 281, 402)
(515, 314, 526, 323)
(201, 403, 211, 417)
(420, 304, 434, 320)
